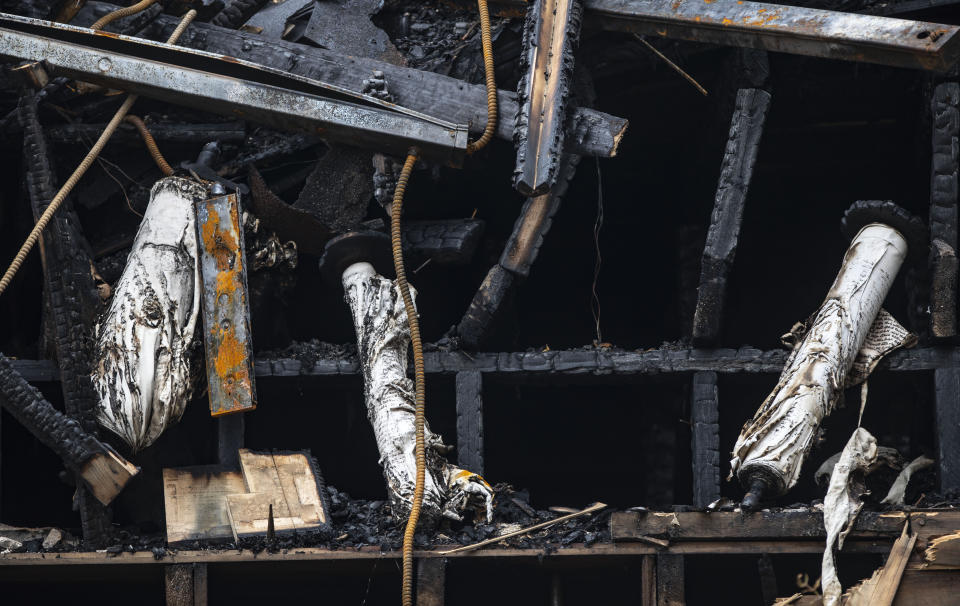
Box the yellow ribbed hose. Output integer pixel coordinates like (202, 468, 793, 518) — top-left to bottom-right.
(124, 115, 174, 176)
(90, 0, 158, 31)
(466, 0, 497, 155)
(393, 150, 423, 606)
(0, 9, 197, 299)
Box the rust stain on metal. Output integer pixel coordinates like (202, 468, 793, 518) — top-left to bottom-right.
(197, 194, 257, 416)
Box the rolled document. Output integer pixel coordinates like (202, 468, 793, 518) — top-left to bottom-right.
(731, 223, 912, 506)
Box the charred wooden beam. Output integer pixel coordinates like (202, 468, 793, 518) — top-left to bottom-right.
(692, 55, 770, 345)
(13, 345, 957, 383)
(250, 345, 952, 378)
(502, 155, 579, 277)
(655, 554, 684, 606)
(514, 0, 584, 195)
(18, 92, 113, 546)
(585, 0, 960, 71)
(456, 265, 516, 350)
(930, 81, 959, 337)
(612, 510, 958, 542)
(403, 220, 485, 268)
(0, 354, 138, 506)
(457, 154, 580, 348)
(210, 0, 268, 29)
(455, 371, 484, 476)
(934, 354, 960, 495)
(46, 121, 246, 145)
(78, 3, 628, 158)
(690, 371, 719, 508)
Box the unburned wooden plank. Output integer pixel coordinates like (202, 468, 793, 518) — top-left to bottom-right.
(162, 466, 246, 544)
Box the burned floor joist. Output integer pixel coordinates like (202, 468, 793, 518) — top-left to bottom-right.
(457, 154, 580, 348)
(692, 52, 770, 346)
(934, 351, 960, 495)
(690, 371, 719, 509)
(9, 344, 957, 382)
(45, 121, 247, 146)
(73, 4, 628, 159)
(455, 370, 484, 476)
(930, 80, 959, 338)
(18, 91, 114, 546)
(0, 354, 138, 507)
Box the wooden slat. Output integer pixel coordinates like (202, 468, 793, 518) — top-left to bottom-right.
(162, 466, 246, 544)
(690, 371, 720, 508)
(455, 371, 484, 475)
(642, 555, 657, 606)
(611, 511, 960, 547)
(0, 540, 895, 568)
(934, 361, 960, 494)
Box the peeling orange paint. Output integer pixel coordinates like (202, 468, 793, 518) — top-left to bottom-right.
(198, 195, 256, 416)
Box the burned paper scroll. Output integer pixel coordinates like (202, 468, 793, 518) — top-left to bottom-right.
(92, 177, 207, 451)
(821, 427, 878, 606)
(341, 260, 493, 524)
(731, 220, 916, 507)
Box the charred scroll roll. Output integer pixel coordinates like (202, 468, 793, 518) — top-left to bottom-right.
(0, 354, 138, 505)
(323, 232, 494, 524)
(92, 177, 207, 452)
(731, 203, 921, 508)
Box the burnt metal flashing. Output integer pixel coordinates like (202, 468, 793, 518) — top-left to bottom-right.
(94, 3, 627, 159)
(0, 13, 469, 165)
(197, 193, 258, 416)
(586, 0, 960, 71)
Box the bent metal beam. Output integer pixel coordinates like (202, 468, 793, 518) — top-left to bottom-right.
(0, 13, 469, 165)
(586, 0, 960, 71)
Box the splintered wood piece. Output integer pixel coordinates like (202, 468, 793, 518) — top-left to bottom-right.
(924, 531, 960, 569)
(80, 449, 140, 506)
(844, 522, 917, 606)
(162, 466, 247, 544)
